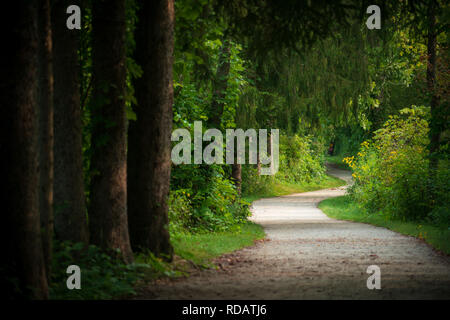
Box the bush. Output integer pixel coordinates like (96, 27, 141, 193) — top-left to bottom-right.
(346, 106, 449, 225)
(332, 125, 367, 158)
(170, 133, 329, 234)
(170, 164, 250, 234)
(168, 190, 193, 234)
(278, 134, 325, 183)
(428, 161, 450, 226)
(241, 165, 276, 196)
(49, 242, 142, 299)
(241, 134, 327, 197)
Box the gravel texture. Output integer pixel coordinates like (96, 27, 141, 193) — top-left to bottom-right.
(140, 166, 450, 299)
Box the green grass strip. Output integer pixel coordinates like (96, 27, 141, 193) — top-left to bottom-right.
(319, 195, 450, 255)
(171, 222, 265, 267)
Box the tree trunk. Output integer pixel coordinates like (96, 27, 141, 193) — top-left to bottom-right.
(426, 0, 440, 173)
(209, 40, 231, 128)
(52, 0, 89, 244)
(128, 0, 174, 259)
(89, 0, 133, 263)
(38, 0, 54, 281)
(232, 163, 242, 197)
(0, 1, 48, 299)
(208, 40, 243, 194)
(256, 153, 261, 175)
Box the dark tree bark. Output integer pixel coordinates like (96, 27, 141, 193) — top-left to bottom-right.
(231, 162, 242, 197)
(0, 1, 48, 299)
(426, 0, 440, 172)
(38, 0, 54, 280)
(89, 0, 133, 263)
(52, 0, 89, 243)
(128, 0, 174, 259)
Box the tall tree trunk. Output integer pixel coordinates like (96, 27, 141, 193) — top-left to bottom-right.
(38, 0, 54, 281)
(89, 0, 133, 263)
(208, 40, 243, 194)
(209, 40, 231, 128)
(0, 1, 48, 299)
(52, 0, 89, 243)
(426, 0, 440, 173)
(128, 0, 174, 259)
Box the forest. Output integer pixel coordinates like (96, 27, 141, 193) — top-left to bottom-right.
(1, 0, 448, 300)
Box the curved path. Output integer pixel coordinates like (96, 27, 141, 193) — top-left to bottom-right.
(142, 166, 450, 299)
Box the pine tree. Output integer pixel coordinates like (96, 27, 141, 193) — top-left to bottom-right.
(128, 0, 175, 259)
(89, 0, 133, 263)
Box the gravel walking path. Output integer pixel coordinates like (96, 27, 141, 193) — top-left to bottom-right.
(140, 166, 450, 299)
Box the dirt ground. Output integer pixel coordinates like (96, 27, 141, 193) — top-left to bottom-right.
(138, 166, 450, 299)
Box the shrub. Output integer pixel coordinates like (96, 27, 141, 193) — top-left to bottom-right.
(346, 106, 449, 225)
(49, 242, 142, 299)
(168, 190, 193, 234)
(170, 164, 250, 234)
(241, 165, 276, 196)
(278, 134, 325, 183)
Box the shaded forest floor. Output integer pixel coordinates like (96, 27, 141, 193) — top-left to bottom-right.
(135, 166, 450, 299)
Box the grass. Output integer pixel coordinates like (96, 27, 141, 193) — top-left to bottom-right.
(171, 222, 265, 267)
(132, 172, 346, 286)
(122, 222, 266, 297)
(167, 174, 346, 270)
(242, 174, 346, 203)
(163, 174, 345, 275)
(319, 195, 450, 255)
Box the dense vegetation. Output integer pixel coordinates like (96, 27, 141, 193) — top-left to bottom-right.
(345, 107, 449, 225)
(2, 0, 448, 299)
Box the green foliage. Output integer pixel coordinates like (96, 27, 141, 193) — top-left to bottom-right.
(278, 134, 325, 183)
(43, 0, 449, 301)
(346, 106, 449, 225)
(241, 133, 332, 198)
(168, 190, 193, 235)
(331, 125, 368, 159)
(241, 165, 276, 197)
(49, 241, 140, 299)
(358, 25, 428, 131)
(170, 164, 250, 233)
(241, 131, 346, 200)
(171, 37, 253, 235)
(217, 0, 360, 55)
(242, 174, 346, 204)
(171, 222, 265, 267)
(49, 241, 190, 299)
